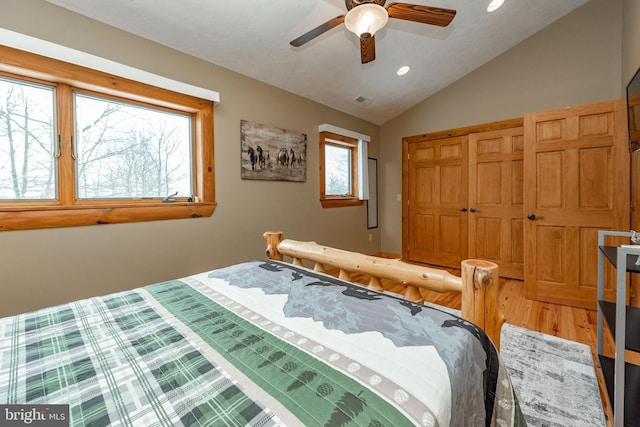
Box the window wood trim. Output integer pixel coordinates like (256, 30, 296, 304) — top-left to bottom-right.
(319, 131, 363, 208)
(0, 46, 216, 231)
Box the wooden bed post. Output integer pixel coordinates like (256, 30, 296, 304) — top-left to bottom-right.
(263, 231, 284, 261)
(461, 259, 504, 350)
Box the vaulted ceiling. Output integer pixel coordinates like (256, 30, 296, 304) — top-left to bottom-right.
(47, 0, 589, 125)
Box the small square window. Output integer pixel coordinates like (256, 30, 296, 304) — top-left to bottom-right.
(319, 131, 363, 208)
(324, 144, 352, 196)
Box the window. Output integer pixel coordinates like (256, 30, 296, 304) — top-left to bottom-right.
(0, 77, 56, 201)
(0, 46, 215, 231)
(325, 143, 352, 196)
(319, 131, 364, 208)
(74, 93, 192, 200)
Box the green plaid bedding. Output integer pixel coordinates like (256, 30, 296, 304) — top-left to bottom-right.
(0, 260, 525, 426)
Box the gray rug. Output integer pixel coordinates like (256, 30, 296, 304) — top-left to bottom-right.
(500, 323, 606, 426)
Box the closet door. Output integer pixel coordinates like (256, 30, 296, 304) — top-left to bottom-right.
(406, 136, 468, 268)
(524, 99, 629, 309)
(468, 127, 525, 280)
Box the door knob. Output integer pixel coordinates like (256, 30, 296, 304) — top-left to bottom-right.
(527, 213, 536, 220)
(461, 207, 467, 212)
(470, 207, 476, 213)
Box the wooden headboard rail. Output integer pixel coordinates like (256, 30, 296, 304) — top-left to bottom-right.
(264, 231, 505, 349)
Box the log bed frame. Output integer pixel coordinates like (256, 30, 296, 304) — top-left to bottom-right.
(264, 231, 505, 349)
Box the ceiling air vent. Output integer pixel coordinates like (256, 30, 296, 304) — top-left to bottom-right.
(355, 96, 366, 103)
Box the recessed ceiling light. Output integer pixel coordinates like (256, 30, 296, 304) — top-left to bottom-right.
(487, 0, 505, 12)
(397, 65, 411, 76)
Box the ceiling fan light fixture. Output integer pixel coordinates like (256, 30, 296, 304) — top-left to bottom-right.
(344, 4, 389, 38)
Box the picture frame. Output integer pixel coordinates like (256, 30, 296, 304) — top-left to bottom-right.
(240, 120, 307, 182)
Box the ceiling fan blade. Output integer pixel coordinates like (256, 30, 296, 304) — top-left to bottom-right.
(386, 3, 456, 27)
(290, 15, 346, 47)
(360, 34, 376, 64)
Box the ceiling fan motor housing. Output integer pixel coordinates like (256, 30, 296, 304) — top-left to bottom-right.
(345, 0, 386, 11)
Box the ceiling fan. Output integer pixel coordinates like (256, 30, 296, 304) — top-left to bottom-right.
(290, 0, 457, 64)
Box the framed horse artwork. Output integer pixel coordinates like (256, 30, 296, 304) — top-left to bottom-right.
(240, 120, 307, 182)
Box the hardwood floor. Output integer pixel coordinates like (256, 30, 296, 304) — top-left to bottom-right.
(329, 256, 627, 427)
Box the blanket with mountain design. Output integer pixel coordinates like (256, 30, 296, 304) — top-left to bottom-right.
(0, 260, 524, 426)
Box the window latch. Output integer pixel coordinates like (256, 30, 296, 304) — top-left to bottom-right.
(162, 191, 178, 203)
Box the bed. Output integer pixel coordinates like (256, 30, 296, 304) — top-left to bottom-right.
(0, 231, 525, 426)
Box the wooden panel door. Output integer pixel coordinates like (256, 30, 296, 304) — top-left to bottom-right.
(524, 99, 629, 309)
(407, 136, 468, 268)
(469, 127, 525, 279)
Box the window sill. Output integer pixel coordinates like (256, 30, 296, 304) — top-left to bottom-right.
(0, 202, 217, 231)
(320, 198, 364, 208)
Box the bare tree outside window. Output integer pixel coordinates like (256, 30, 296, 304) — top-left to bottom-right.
(0, 46, 216, 231)
(74, 93, 192, 199)
(0, 77, 56, 200)
(325, 144, 352, 196)
(319, 130, 361, 208)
